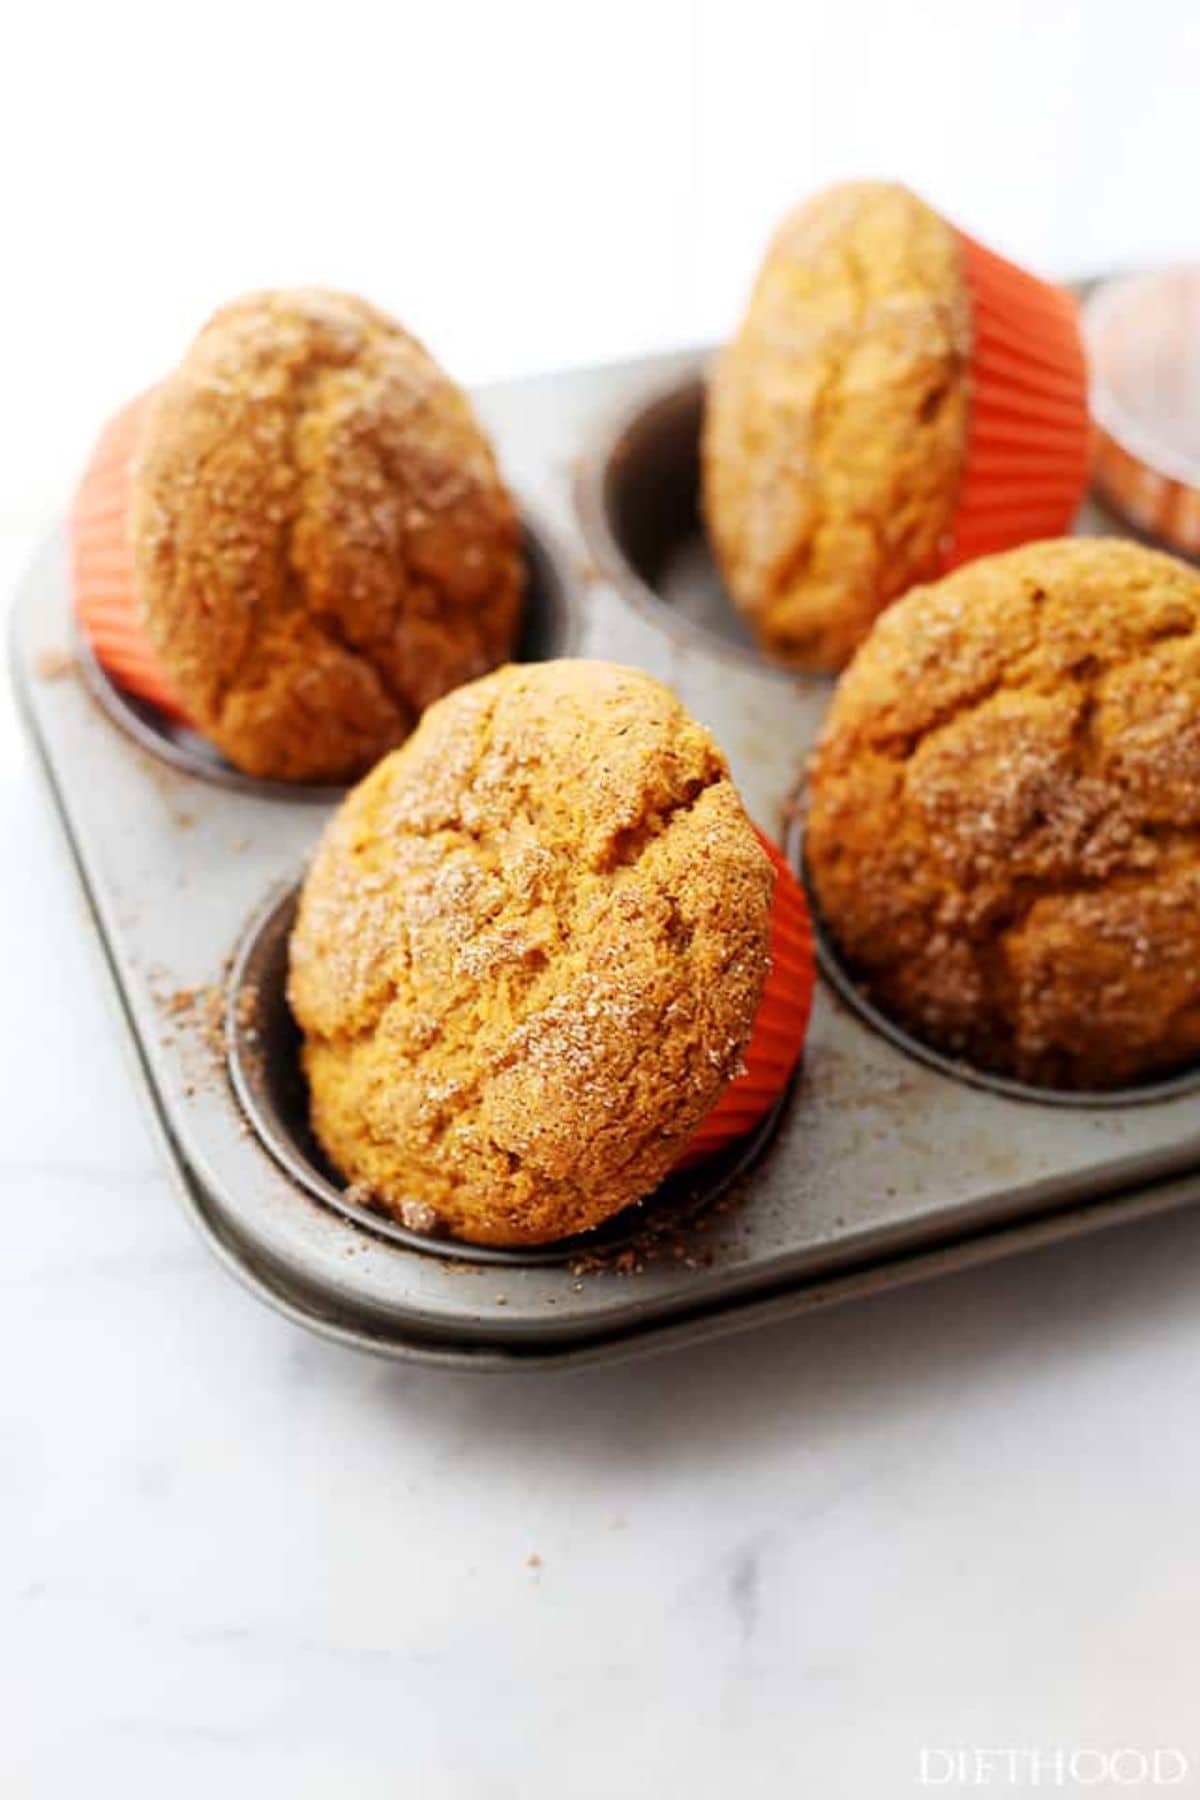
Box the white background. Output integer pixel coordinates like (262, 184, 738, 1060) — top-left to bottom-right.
(4, 2, 1200, 1794)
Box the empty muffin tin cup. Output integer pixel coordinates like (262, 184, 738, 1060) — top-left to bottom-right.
(76, 514, 583, 798)
(577, 372, 796, 673)
(227, 883, 794, 1268)
(1085, 267, 1200, 558)
(788, 814, 1200, 1109)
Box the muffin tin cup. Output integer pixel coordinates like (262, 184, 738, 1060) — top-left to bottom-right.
(575, 371, 802, 676)
(15, 323, 1200, 1369)
(73, 512, 584, 799)
(225, 882, 793, 1268)
(578, 246, 1093, 671)
(787, 816, 1200, 1112)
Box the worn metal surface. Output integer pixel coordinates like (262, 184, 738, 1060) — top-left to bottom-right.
(12, 343, 1200, 1366)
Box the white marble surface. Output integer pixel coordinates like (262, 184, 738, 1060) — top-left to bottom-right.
(7, 3, 1200, 1790)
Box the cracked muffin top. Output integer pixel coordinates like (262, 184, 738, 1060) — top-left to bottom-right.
(132, 288, 522, 782)
(288, 659, 775, 1245)
(703, 181, 971, 671)
(806, 537, 1200, 1089)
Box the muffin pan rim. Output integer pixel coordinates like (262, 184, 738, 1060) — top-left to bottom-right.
(72, 506, 585, 800)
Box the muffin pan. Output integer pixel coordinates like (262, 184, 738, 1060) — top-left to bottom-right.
(13, 332, 1200, 1369)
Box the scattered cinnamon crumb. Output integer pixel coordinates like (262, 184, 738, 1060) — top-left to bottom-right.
(150, 972, 233, 1090)
(199, 987, 226, 1060)
(563, 1178, 748, 1279)
(35, 647, 75, 682)
(569, 1246, 645, 1278)
(399, 1196, 439, 1233)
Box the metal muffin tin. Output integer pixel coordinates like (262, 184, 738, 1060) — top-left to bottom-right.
(12, 340, 1200, 1369)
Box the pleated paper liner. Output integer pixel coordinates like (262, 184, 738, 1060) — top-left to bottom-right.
(942, 232, 1090, 569)
(71, 389, 191, 723)
(678, 830, 814, 1169)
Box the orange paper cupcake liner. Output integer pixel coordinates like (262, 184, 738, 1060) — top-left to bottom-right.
(677, 831, 814, 1169)
(941, 232, 1090, 570)
(71, 390, 191, 724)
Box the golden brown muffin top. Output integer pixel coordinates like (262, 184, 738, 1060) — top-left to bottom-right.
(288, 660, 775, 1245)
(703, 181, 971, 670)
(132, 288, 522, 782)
(806, 537, 1200, 1088)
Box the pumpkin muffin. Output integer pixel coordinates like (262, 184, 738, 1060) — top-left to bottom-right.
(805, 538, 1200, 1090)
(74, 288, 523, 781)
(704, 181, 1088, 671)
(289, 660, 812, 1246)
